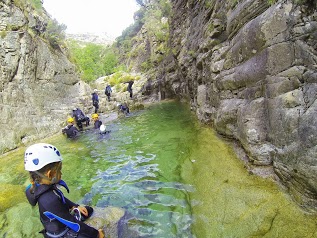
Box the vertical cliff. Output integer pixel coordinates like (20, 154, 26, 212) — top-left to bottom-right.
(151, 0, 317, 210)
(0, 0, 91, 153)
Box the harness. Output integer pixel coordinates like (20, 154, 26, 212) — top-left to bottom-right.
(36, 181, 78, 237)
(45, 227, 70, 238)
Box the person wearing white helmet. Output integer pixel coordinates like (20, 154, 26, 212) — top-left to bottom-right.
(99, 124, 106, 134)
(24, 143, 105, 238)
(91, 89, 99, 113)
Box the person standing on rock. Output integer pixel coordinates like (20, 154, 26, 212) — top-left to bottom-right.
(104, 85, 112, 101)
(24, 143, 105, 238)
(92, 89, 99, 113)
(124, 80, 134, 98)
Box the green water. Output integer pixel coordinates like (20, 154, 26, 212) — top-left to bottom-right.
(1, 101, 317, 237)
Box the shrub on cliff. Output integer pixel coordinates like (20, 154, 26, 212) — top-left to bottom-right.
(45, 19, 67, 49)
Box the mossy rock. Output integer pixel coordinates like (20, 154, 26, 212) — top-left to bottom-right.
(0, 202, 42, 238)
(131, 103, 145, 110)
(0, 184, 25, 212)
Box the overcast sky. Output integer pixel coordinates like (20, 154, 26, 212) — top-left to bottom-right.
(43, 0, 139, 38)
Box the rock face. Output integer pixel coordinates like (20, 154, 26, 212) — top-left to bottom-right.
(157, 0, 317, 209)
(0, 0, 92, 153)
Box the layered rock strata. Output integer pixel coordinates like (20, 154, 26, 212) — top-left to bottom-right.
(0, 0, 92, 153)
(159, 0, 317, 209)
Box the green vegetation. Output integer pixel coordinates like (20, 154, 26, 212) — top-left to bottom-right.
(13, 0, 43, 13)
(107, 72, 133, 85)
(30, 0, 42, 11)
(45, 19, 67, 49)
(115, 0, 171, 73)
(0, 31, 7, 39)
(67, 40, 119, 82)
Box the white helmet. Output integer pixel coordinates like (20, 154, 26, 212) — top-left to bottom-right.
(24, 143, 63, 171)
(94, 89, 98, 92)
(100, 124, 106, 133)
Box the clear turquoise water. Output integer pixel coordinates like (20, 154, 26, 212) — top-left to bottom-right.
(70, 101, 197, 237)
(1, 101, 317, 237)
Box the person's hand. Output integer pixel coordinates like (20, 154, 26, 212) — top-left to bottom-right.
(98, 229, 105, 238)
(77, 206, 88, 217)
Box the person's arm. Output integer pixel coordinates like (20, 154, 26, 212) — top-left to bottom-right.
(25, 186, 37, 206)
(99, 229, 105, 238)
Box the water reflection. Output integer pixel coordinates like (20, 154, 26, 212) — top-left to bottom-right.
(71, 103, 196, 237)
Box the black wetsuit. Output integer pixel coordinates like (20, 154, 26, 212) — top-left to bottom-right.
(62, 125, 79, 139)
(119, 104, 130, 114)
(25, 181, 98, 238)
(125, 81, 134, 98)
(72, 109, 90, 130)
(91, 93, 99, 113)
(94, 120, 102, 129)
(105, 86, 112, 101)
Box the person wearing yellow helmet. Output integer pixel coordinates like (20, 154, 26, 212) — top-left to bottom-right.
(24, 143, 105, 238)
(91, 113, 102, 129)
(67, 117, 74, 123)
(62, 117, 79, 139)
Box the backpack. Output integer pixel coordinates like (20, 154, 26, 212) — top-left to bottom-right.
(74, 110, 84, 121)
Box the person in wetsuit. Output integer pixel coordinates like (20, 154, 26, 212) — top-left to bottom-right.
(24, 143, 105, 238)
(91, 89, 99, 113)
(72, 108, 90, 131)
(118, 103, 130, 115)
(123, 80, 134, 98)
(62, 117, 79, 139)
(104, 85, 112, 102)
(91, 113, 102, 129)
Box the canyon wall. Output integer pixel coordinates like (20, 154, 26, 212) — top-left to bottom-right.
(0, 0, 92, 153)
(158, 0, 317, 209)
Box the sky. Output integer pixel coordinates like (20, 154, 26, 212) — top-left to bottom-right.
(42, 0, 139, 38)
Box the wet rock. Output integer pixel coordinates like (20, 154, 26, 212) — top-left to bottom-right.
(86, 206, 126, 238)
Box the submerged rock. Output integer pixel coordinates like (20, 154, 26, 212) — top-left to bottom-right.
(85, 206, 126, 238)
